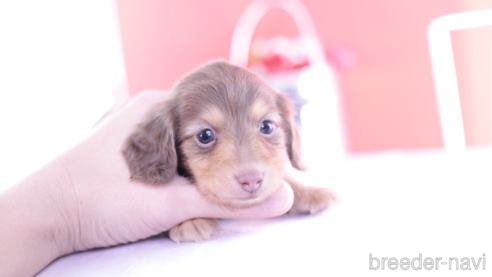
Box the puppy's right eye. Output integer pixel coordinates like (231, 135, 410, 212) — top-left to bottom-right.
(196, 129, 215, 145)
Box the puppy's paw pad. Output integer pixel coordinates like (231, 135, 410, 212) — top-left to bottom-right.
(169, 218, 220, 243)
(289, 187, 336, 215)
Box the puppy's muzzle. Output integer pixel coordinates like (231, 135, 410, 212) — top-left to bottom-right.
(236, 170, 263, 193)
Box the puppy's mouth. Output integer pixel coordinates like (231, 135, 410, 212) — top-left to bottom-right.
(227, 195, 269, 208)
(222, 184, 280, 209)
(195, 171, 284, 208)
(237, 193, 262, 201)
(197, 186, 270, 209)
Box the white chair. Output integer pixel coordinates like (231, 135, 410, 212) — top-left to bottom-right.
(427, 9, 492, 152)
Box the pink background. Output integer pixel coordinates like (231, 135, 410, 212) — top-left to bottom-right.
(116, 0, 491, 153)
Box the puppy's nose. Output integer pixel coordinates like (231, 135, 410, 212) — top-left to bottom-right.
(237, 171, 263, 193)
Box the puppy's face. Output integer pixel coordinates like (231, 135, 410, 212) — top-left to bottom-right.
(175, 79, 288, 208)
(123, 61, 304, 208)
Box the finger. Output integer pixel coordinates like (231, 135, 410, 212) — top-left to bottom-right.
(90, 90, 171, 146)
(130, 89, 171, 108)
(126, 174, 293, 237)
(195, 182, 294, 220)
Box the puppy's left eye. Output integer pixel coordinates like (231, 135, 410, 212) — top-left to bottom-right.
(259, 120, 274, 135)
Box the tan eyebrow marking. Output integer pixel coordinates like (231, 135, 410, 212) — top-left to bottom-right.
(181, 106, 225, 139)
(249, 100, 282, 125)
(199, 106, 224, 128)
(249, 100, 272, 122)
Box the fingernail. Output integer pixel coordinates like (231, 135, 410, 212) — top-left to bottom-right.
(262, 183, 293, 214)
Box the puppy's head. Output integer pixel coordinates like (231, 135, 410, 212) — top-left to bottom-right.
(123, 60, 305, 208)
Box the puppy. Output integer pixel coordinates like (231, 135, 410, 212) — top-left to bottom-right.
(123, 60, 334, 243)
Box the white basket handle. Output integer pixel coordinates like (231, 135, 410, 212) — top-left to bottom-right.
(229, 0, 327, 67)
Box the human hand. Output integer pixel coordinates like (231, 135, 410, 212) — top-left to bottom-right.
(0, 90, 294, 277)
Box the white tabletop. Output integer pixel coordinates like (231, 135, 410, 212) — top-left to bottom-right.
(37, 147, 492, 276)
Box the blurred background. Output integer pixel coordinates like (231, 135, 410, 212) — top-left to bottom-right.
(0, 0, 490, 190)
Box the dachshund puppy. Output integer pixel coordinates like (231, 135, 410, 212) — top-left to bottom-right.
(123, 60, 333, 243)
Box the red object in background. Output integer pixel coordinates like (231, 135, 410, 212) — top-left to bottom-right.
(260, 53, 309, 73)
(116, 0, 491, 153)
(248, 36, 311, 73)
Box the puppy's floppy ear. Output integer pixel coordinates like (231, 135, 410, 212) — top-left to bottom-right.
(122, 103, 177, 184)
(276, 93, 306, 171)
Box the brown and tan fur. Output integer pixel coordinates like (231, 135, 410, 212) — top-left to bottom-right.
(123, 60, 333, 243)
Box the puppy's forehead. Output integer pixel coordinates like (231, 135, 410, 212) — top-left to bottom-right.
(174, 61, 276, 120)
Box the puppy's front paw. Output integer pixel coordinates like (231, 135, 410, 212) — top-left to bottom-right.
(289, 186, 336, 215)
(169, 218, 220, 243)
